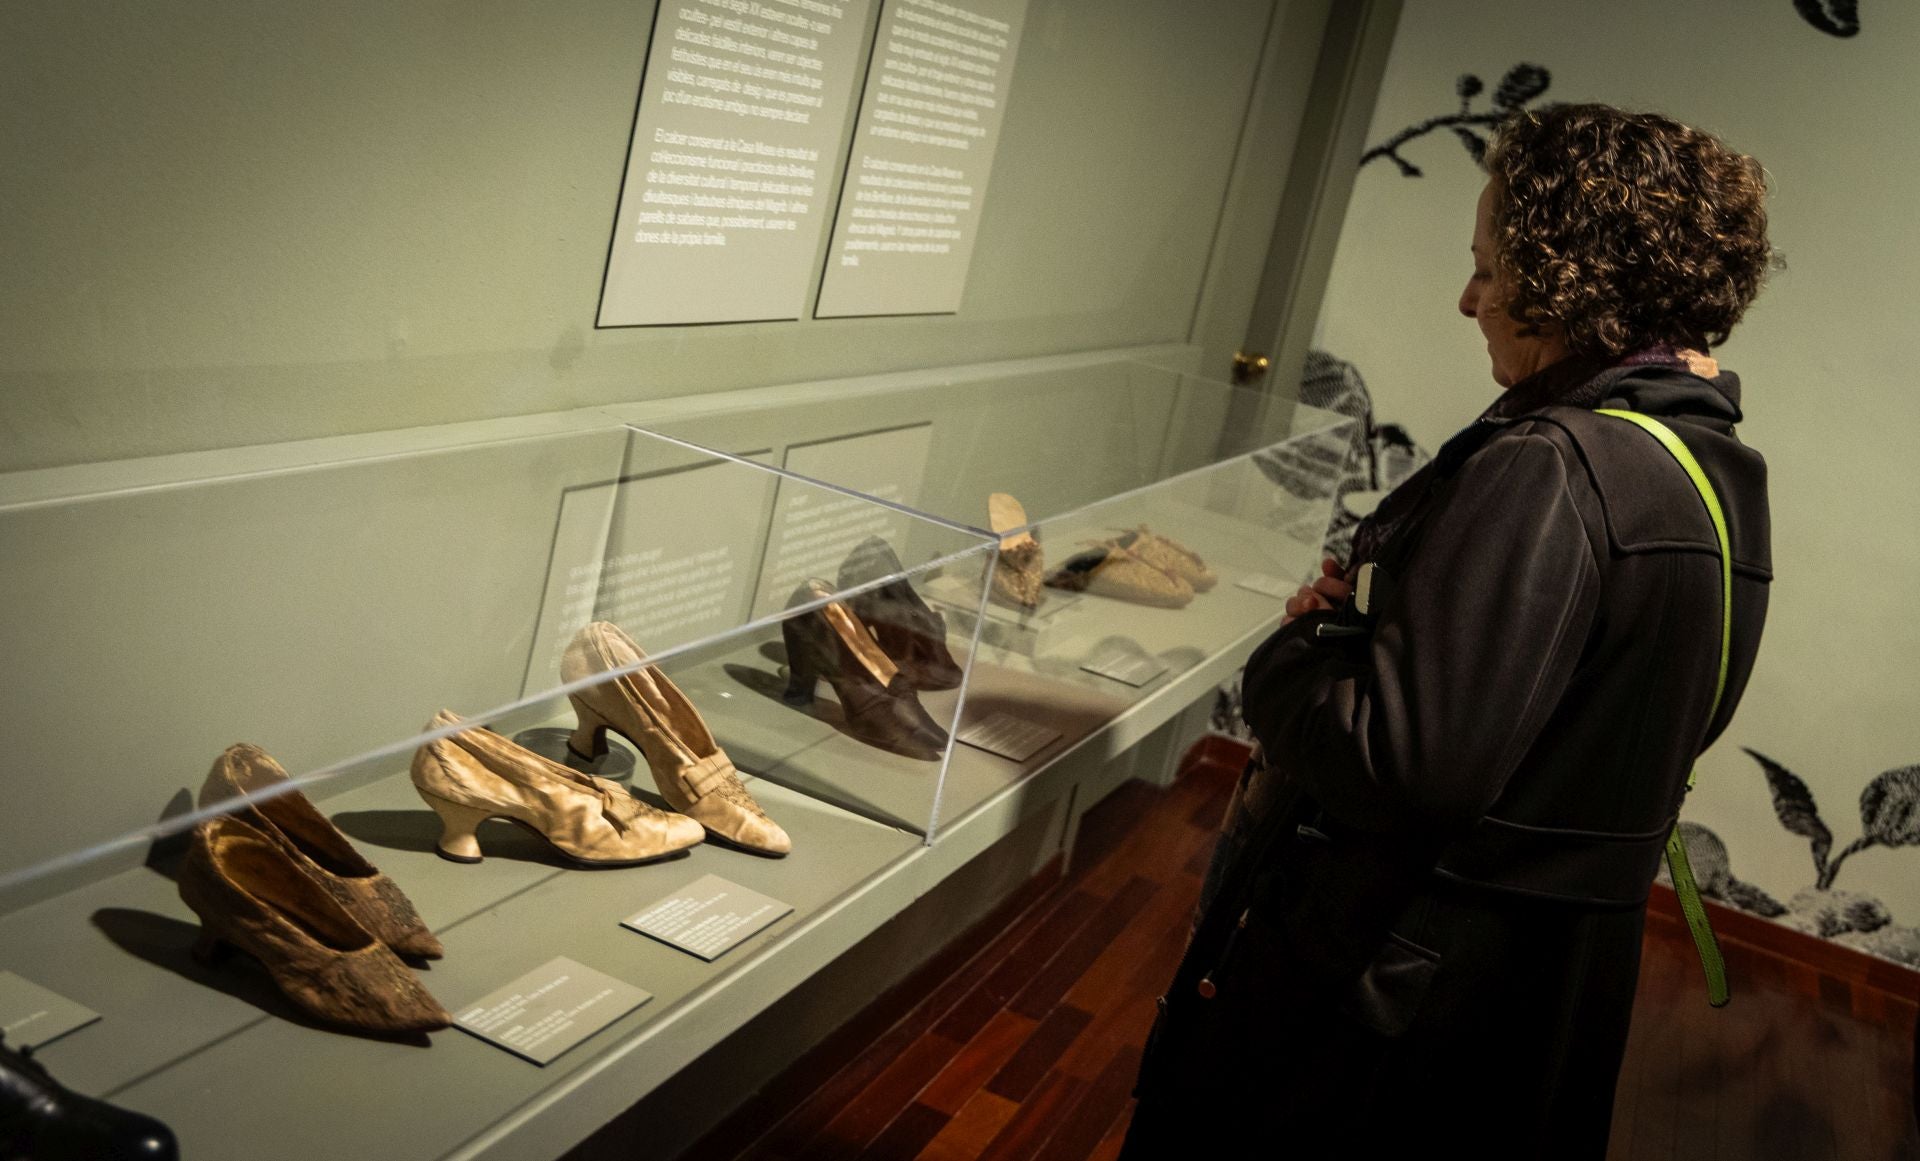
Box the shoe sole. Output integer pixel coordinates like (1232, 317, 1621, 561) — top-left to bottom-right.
(435, 814, 699, 869)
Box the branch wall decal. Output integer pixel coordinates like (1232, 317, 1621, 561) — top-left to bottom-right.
(1359, 64, 1550, 177)
(1795, 0, 1861, 36)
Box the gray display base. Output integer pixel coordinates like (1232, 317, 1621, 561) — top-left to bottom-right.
(454, 957, 651, 1066)
(0, 971, 100, 1050)
(3, 772, 918, 1160)
(1, 611, 1287, 1161)
(0, 492, 1325, 1161)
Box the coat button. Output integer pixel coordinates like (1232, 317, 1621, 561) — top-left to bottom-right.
(1196, 977, 1217, 1000)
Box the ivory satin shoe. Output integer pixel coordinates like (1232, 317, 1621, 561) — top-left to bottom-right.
(562, 623, 792, 858)
(411, 710, 706, 866)
(987, 492, 1045, 611)
(199, 743, 442, 960)
(176, 816, 451, 1034)
(1114, 526, 1217, 592)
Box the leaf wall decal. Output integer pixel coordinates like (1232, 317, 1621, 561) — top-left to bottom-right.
(1858, 763, 1920, 848)
(1745, 746, 1833, 878)
(1793, 0, 1861, 37)
(1493, 64, 1551, 109)
(1723, 879, 1787, 917)
(1360, 62, 1551, 178)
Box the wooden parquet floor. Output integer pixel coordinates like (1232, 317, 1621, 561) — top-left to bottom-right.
(690, 762, 1919, 1161)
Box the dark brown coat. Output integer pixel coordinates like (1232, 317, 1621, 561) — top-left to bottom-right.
(1125, 366, 1772, 1159)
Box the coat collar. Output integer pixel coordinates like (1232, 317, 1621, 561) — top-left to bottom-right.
(1349, 355, 1746, 569)
(1484, 353, 1744, 425)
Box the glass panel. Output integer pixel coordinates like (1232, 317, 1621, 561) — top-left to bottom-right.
(0, 366, 1353, 1157)
(0, 422, 995, 1139)
(0, 423, 994, 911)
(643, 361, 1360, 772)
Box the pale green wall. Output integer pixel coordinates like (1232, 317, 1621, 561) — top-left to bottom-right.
(0, 0, 1275, 472)
(1317, 0, 1920, 950)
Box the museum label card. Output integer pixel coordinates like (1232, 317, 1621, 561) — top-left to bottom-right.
(957, 711, 1060, 762)
(815, 0, 1033, 317)
(1081, 647, 1169, 688)
(0, 972, 100, 1050)
(624, 874, 793, 962)
(452, 958, 651, 1066)
(598, 0, 878, 325)
(1235, 572, 1295, 599)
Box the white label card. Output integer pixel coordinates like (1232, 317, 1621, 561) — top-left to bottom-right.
(957, 711, 1060, 762)
(0, 972, 100, 1051)
(1081, 648, 1169, 688)
(624, 874, 794, 962)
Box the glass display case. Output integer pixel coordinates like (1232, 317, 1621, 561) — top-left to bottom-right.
(640, 361, 1359, 823)
(0, 361, 1354, 1161)
(0, 421, 996, 1159)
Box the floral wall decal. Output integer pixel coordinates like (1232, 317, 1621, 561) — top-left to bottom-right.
(1752, 747, 1920, 890)
(1667, 748, 1920, 967)
(1359, 63, 1551, 177)
(1794, 0, 1860, 37)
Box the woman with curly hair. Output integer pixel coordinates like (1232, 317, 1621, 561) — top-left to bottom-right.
(1123, 104, 1775, 1158)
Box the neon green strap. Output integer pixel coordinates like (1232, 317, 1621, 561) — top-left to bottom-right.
(1595, 408, 1733, 1007)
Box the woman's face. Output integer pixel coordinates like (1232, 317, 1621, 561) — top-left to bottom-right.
(1459, 182, 1569, 387)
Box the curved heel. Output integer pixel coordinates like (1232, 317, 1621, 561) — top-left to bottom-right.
(781, 628, 820, 706)
(191, 929, 233, 967)
(421, 793, 491, 864)
(568, 695, 612, 760)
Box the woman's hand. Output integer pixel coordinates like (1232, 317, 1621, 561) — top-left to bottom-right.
(1281, 557, 1353, 624)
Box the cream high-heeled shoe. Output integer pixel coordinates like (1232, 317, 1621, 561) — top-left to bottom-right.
(200, 743, 443, 959)
(988, 492, 1045, 611)
(176, 816, 451, 1034)
(410, 710, 705, 866)
(562, 622, 792, 858)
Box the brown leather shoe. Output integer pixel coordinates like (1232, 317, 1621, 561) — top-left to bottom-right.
(199, 744, 443, 960)
(177, 816, 451, 1034)
(411, 710, 707, 866)
(562, 624, 792, 858)
(781, 580, 949, 761)
(836, 536, 963, 691)
(988, 493, 1045, 611)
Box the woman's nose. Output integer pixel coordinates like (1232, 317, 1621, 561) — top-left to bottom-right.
(1458, 283, 1478, 318)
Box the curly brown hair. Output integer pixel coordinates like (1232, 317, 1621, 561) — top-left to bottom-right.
(1485, 103, 1772, 357)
